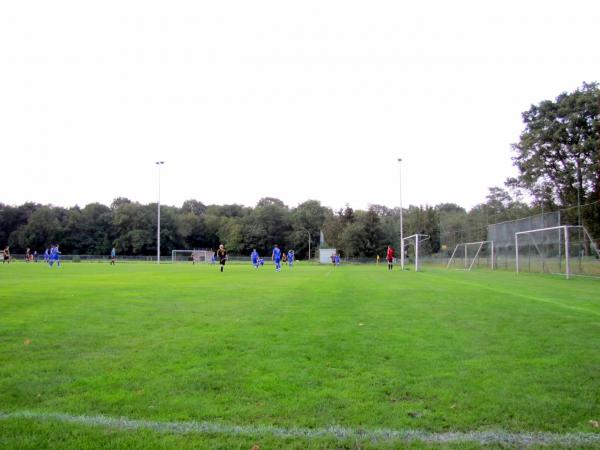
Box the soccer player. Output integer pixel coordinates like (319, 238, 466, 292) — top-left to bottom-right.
(251, 249, 259, 269)
(272, 244, 282, 272)
(335, 254, 340, 266)
(110, 247, 116, 265)
(216, 244, 227, 272)
(3, 246, 10, 264)
(386, 245, 394, 271)
(49, 245, 61, 267)
(25, 248, 31, 262)
(43, 247, 50, 263)
(287, 250, 294, 268)
(376, 254, 380, 265)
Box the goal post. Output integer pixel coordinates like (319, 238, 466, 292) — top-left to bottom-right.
(447, 240, 495, 271)
(402, 234, 430, 272)
(515, 225, 600, 279)
(171, 249, 213, 264)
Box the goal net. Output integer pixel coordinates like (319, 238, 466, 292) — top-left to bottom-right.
(402, 234, 430, 272)
(488, 211, 560, 270)
(515, 226, 600, 279)
(171, 249, 213, 264)
(447, 241, 494, 271)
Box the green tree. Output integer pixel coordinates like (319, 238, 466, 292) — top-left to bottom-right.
(361, 207, 384, 256)
(340, 221, 367, 257)
(16, 207, 64, 251)
(507, 82, 599, 207)
(63, 203, 114, 254)
(112, 202, 154, 254)
(181, 199, 207, 216)
(290, 200, 329, 259)
(245, 198, 291, 253)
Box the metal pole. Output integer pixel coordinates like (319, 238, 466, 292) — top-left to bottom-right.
(515, 234, 519, 274)
(398, 158, 404, 270)
(564, 226, 570, 279)
(577, 182, 582, 227)
(156, 161, 164, 264)
(415, 234, 419, 272)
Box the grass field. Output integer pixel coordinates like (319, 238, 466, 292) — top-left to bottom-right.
(1, 262, 600, 449)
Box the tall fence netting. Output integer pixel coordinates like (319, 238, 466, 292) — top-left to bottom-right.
(488, 212, 561, 271)
(515, 226, 600, 277)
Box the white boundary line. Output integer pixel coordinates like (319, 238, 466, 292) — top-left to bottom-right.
(1, 410, 599, 446)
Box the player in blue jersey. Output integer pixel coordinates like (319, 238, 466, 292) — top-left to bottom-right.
(335, 254, 340, 266)
(251, 249, 259, 269)
(110, 247, 116, 265)
(43, 247, 50, 263)
(287, 250, 294, 268)
(49, 244, 61, 267)
(272, 244, 282, 272)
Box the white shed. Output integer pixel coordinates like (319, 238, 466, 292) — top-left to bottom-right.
(319, 248, 336, 264)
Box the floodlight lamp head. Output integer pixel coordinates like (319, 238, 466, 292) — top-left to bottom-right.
(397, 158, 402, 162)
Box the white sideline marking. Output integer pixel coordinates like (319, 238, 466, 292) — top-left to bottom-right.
(1, 410, 599, 446)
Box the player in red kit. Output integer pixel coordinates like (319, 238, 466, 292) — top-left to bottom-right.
(386, 245, 394, 271)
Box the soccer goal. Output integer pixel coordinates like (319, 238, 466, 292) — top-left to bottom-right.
(447, 241, 495, 271)
(171, 249, 213, 264)
(402, 234, 430, 272)
(515, 225, 600, 279)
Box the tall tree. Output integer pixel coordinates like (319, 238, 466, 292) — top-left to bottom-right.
(181, 199, 207, 216)
(507, 82, 599, 207)
(290, 200, 328, 258)
(15, 206, 64, 251)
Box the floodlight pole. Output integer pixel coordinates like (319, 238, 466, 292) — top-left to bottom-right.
(398, 158, 404, 270)
(156, 161, 164, 264)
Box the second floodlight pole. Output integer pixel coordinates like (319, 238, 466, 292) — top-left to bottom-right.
(398, 158, 404, 270)
(156, 161, 164, 264)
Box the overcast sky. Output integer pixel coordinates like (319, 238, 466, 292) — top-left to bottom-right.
(1, 0, 598, 211)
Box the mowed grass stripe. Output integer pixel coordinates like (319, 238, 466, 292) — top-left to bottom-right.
(2, 410, 600, 447)
(421, 269, 600, 318)
(0, 263, 599, 441)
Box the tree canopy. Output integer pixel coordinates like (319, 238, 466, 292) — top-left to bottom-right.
(507, 82, 599, 207)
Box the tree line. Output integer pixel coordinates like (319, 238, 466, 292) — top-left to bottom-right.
(0, 189, 546, 258)
(1, 82, 598, 257)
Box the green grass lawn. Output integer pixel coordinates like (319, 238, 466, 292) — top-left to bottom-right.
(1, 262, 599, 449)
